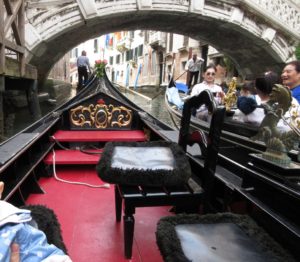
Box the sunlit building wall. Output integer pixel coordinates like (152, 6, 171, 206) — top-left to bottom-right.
(69, 31, 228, 88)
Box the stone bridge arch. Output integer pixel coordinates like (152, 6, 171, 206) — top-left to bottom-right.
(25, 0, 300, 83)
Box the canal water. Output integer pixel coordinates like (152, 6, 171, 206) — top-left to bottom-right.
(120, 86, 175, 128)
(3, 84, 173, 142)
(2, 82, 74, 141)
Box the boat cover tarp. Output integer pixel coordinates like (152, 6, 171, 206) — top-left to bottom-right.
(166, 87, 184, 109)
(175, 82, 189, 94)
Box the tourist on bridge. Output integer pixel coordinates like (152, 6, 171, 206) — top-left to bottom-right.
(77, 50, 91, 90)
(281, 60, 300, 103)
(185, 53, 204, 89)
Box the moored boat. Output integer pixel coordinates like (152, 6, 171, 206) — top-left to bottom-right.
(165, 80, 300, 160)
(0, 74, 299, 261)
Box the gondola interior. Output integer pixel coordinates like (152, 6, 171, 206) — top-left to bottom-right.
(0, 75, 299, 261)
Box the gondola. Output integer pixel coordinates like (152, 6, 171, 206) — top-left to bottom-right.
(165, 83, 267, 150)
(165, 80, 300, 160)
(0, 73, 299, 262)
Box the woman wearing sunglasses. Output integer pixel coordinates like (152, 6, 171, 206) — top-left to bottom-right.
(190, 64, 224, 103)
(190, 64, 225, 120)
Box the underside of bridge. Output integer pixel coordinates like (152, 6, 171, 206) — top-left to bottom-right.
(26, 6, 298, 85)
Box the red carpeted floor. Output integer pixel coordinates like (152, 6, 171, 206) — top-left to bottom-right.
(26, 166, 171, 262)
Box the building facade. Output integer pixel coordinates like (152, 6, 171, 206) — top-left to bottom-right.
(69, 30, 230, 88)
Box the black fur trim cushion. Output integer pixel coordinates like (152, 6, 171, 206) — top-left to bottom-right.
(21, 204, 68, 254)
(156, 213, 296, 262)
(96, 141, 191, 186)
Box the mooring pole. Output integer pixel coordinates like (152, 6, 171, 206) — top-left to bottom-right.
(27, 79, 41, 120)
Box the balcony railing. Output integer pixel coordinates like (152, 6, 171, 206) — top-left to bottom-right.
(149, 32, 166, 49)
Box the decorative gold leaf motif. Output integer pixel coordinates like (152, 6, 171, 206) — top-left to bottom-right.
(70, 104, 132, 128)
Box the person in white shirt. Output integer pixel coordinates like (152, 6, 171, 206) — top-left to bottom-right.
(190, 64, 224, 120)
(191, 64, 224, 102)
(234, 71, 300, 133)
(185, 53, 204, 89)
(234, 81, 262, 125)
(77, 50, 91, 90)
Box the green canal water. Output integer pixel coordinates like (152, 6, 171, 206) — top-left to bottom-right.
(2, 83, 173, 142)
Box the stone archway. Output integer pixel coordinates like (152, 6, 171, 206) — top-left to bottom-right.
(24, 0, 300, 83)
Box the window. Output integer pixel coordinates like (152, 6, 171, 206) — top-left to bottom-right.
(138, 44, 143, 57)
(167, 65, 172, 81)
(75, 48, 78, 58)
(109, 56, 113, 65)
(183, 36, 189, 47)
(168, 34, 173, 53)
(144, 31, 149, 43)
(126, 49, 133, 61)
(94, 39, 98, 53)
(151, 51, 157, 75)
(116, 54, 120, 64)
(133, 47, 138, 62)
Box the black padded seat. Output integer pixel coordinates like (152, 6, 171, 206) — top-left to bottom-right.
(95, 90, 226, 259)
(97, 141, 191, 187)
(156, 213, 296, 262)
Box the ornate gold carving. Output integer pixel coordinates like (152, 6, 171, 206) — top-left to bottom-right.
(70, 103, 132, 128)
(223, 77, 237, 111)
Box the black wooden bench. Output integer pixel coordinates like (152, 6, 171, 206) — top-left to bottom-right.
(97, 90, 225, 259)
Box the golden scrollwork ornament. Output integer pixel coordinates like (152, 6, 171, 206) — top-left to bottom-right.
(70, 103, 132, 129)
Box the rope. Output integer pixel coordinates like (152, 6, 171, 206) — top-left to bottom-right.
(80, 145, 103, 155)
(50, 136, 70, 150)
(51, 149, 110, 189)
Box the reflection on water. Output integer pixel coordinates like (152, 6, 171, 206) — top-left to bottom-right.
(2, 86, 76, 142)
(3, 84, 173, 142)
(120, 86, 175, 128)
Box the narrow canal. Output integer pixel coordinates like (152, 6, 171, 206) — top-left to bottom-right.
(119, 86, 175, 128)
(2, 83, 173, 142)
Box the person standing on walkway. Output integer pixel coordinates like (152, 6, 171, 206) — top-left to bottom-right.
(185, 53, 204, 89)
(281, 60, 300, 103)
(77, 50, 91, 90)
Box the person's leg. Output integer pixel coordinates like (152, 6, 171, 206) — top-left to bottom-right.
(193, 71, 199, 85)
(187, 71, 193, 89)
(78, 68, 83, 88)
(189, 72, 196, 88)
(82, 68, 88, 85)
